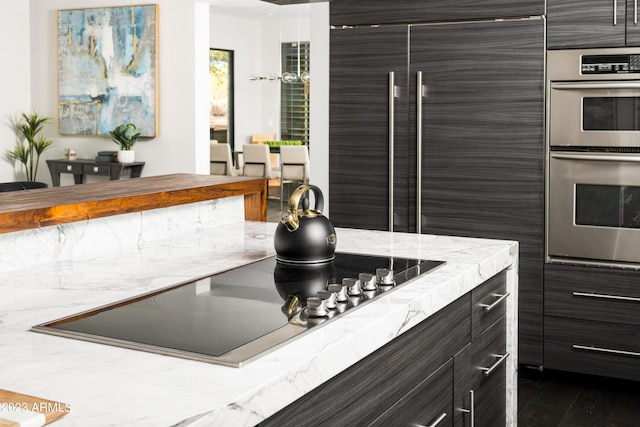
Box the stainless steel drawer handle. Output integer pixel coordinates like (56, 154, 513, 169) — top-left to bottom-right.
(416, 70, 423, 235)
(459, 390, 475, 427)
(573, 344, 640, 358)
(480, 292, 510, 312)
(414, 412, 447, 427)
(552, 81, 640, 90)
(481, 352, 510, 377)
(573, 291, 640, 303)
(551, 152, 640, 163)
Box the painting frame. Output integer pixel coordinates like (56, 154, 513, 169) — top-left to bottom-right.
(57, 4, 158, 137)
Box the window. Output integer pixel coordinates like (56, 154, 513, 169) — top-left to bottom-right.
(280, 41, 309, 145)
(209, 48, 235, 150)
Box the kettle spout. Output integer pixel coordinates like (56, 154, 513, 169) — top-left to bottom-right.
(280, 212, 300, 232)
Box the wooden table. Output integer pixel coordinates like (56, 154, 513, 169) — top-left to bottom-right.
(46, 158, 145, 186)
(0, 174, 267, 234)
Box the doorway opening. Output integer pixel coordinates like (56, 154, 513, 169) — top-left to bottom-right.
(209, 48, 235, 151)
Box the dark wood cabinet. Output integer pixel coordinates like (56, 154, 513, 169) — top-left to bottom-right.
(411, 20, 544, 368)
(471, 270, 508, 340)
(329, 25, 409, 232)
(330, 0, 543, 26)
(371, 360, 454, 427)
(454, 272, 508, 427)
(260, 271, 509, 427)
(259, 293, 470, 427)
(454, 321, 507, 427)
(544, 264, 640, 381)
(545, 317, 640, 381)
(46, 159, 145, 186)
(329, 16, 544, 367)
(547, 0, 640, 48)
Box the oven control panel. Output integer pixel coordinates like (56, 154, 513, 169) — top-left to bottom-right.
(581, 54, 640, 74)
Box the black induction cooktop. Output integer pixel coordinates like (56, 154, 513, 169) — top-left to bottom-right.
(32, 252, 444, 367)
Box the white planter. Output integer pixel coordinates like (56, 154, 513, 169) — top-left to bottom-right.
(117, 150, 135, 163)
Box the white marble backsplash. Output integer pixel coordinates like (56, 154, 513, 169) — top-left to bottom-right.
(0, 196, 244, 273)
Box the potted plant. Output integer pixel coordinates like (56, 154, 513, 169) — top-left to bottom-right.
(109, 123, 141, 163)
(7, 112, 54, 182)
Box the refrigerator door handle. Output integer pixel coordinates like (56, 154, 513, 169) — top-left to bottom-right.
(389, 71, 395, 232)
(417, 71, 424, 234)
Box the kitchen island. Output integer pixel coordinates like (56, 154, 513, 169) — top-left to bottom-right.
(1, 220, 518, 426)
(0, 173, 266, 234)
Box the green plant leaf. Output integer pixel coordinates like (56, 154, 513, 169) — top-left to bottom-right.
(6, 111, 54, 181)
(110, 123, 141, 150)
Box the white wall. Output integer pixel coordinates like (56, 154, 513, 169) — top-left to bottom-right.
(209, 5, 312, 149)
(19, 0, 211, 186)
(309, 2, 329, 213)
(210, 11, 280, 148)
(0, 1, 328, 192)
(209, 2, 330, 210)
(0, 3, 32, 182)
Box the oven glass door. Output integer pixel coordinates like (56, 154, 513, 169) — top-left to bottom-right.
(548, 151, 640, 266)
(549, 81, 640, 147)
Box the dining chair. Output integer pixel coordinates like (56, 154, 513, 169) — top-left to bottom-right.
(279, 145, 310, 210)
(242, 144, 281, 198)
(251, 134, 279, 166)
(209, 142, 237, 176)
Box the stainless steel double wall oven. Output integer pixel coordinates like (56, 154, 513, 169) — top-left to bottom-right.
(547, 48, 640, 267)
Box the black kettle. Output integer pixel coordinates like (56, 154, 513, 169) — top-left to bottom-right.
(274, 184, 337, 264)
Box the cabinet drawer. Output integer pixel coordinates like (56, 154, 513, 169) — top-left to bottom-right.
(454, 319, 507, 427)
(83, 164, 110, 176)
(371, 359, 453, 427)
(545, 316, 640, 381)
(260, 295, 471, 426)
(472, 270, 507, 339)
(330, 0, 544, 26)
(56, 162, 83, 174)
(545, 264, 640, 325)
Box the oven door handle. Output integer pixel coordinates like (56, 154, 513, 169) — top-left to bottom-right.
(551, 153, 640, 163)
(551, 81, 640, 90)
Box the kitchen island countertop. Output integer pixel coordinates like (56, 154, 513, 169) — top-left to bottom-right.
(1, 221, 518, 426)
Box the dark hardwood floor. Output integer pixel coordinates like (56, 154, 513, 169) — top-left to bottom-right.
(519, 368, 640, 426)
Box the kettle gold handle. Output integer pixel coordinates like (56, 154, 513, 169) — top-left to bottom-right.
(281, 185, 325, 232)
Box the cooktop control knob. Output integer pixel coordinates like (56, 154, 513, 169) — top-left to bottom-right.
(306, 297, 329, 317)
(376, 268, 395, 286)
(359, 273, 377, 291)
(343, 277, 362, 296)
(317, 290, 337, 309)
(328, 283, 349, 302)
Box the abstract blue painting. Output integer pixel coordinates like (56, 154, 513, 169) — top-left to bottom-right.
(58, 5, 157, 137)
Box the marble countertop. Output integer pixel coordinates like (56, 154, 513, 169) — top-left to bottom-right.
(1, 221, 517, 426)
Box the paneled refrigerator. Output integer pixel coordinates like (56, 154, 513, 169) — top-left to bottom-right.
(329, 14, 545, 367)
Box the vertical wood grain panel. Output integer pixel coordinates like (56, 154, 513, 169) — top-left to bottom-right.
(545, 316, 640, 381)
(626, 0, 640, 46)
(411, 19, 545, 366)
(330, 0, 544, 26)
(329, 26, 410, 231)
(547, 0, 626, 49)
